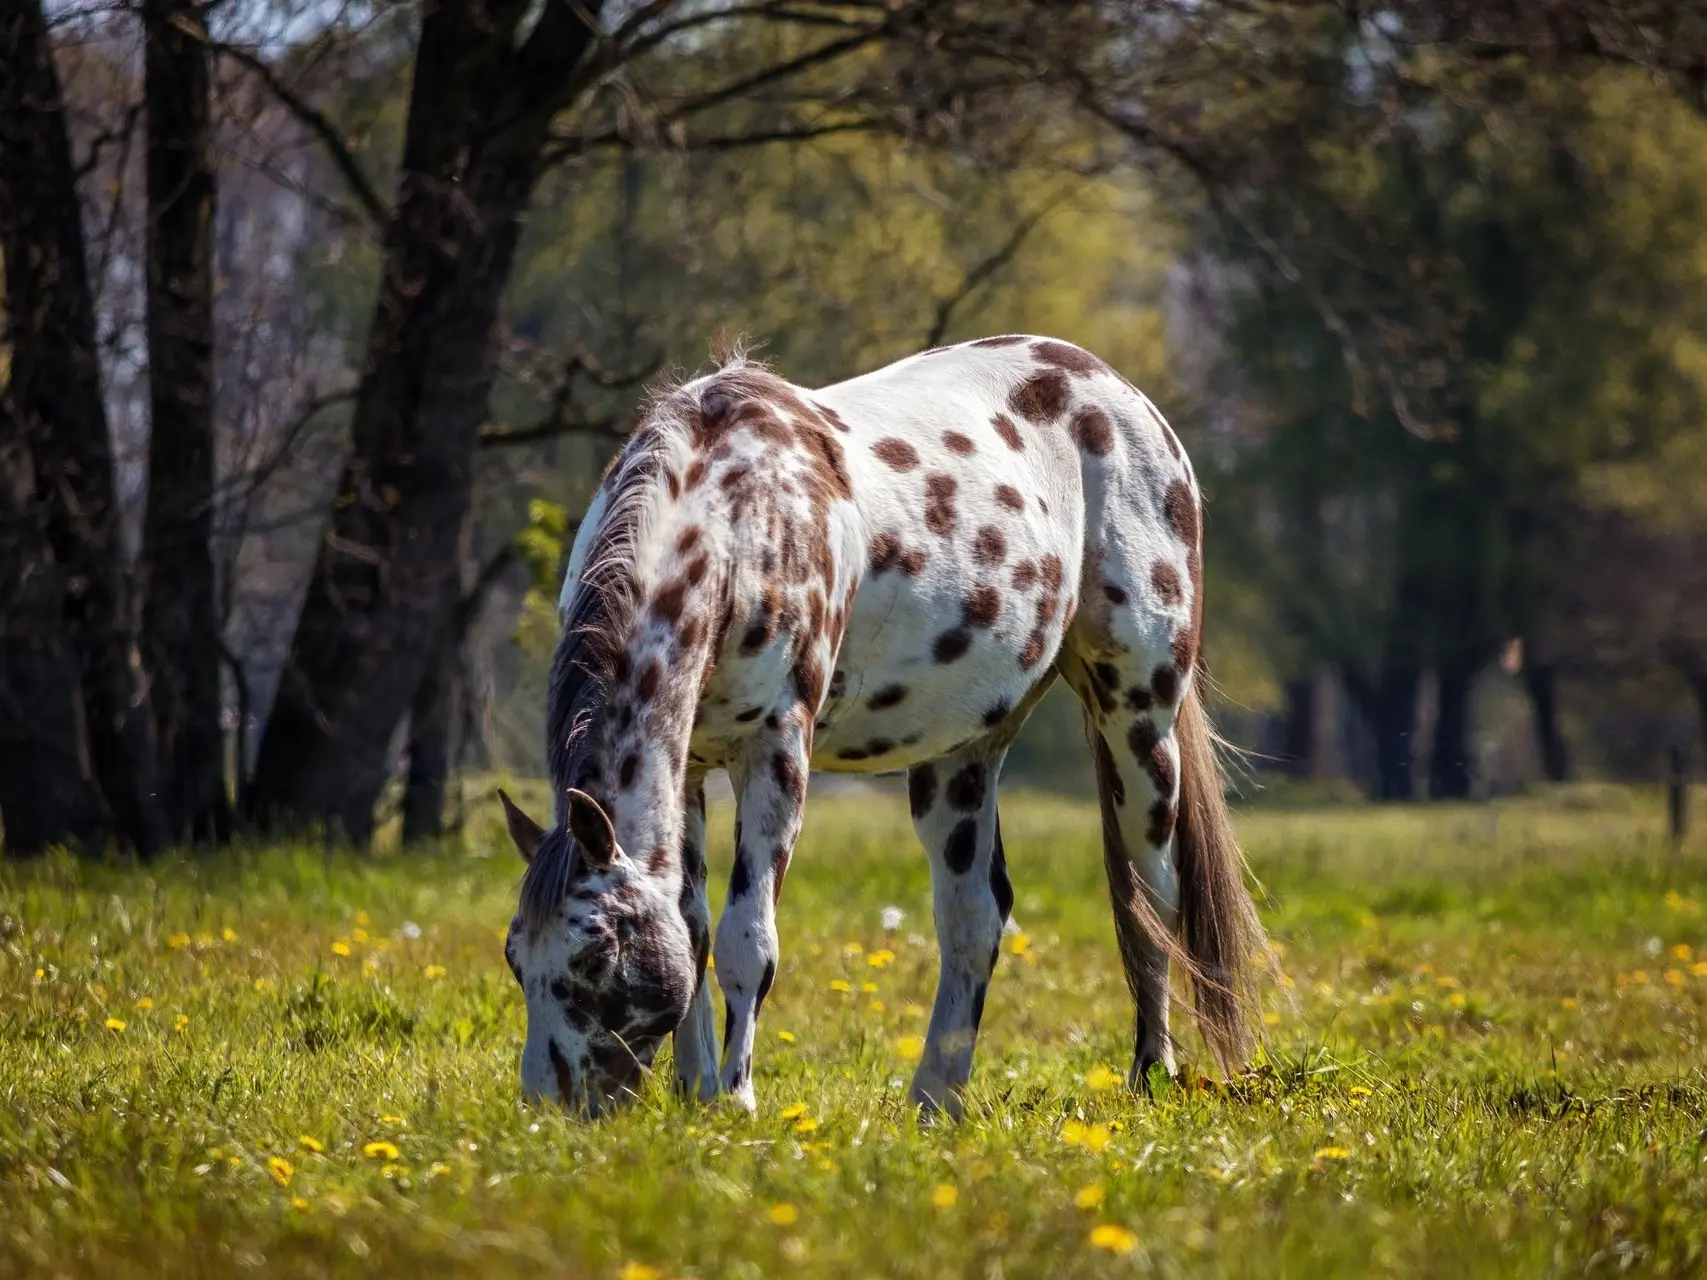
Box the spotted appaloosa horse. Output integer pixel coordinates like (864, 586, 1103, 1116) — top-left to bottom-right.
(498, 334, 1269, 1117)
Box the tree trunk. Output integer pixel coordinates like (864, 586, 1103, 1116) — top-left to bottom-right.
(0, 0, 168, 856)
(246, 0, 603, 841)
(1278, 674, 1316, 777)
(0, 433, 113, 854)
(1428, 657, 1479, 799)
(1522, 658, 1571, 783)
(141, 0, 229, 845)
(401, 612, 460, 844)
(1369, 665, 1419, 801)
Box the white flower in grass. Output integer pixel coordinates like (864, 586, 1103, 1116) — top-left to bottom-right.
(881, 906, 905, 931)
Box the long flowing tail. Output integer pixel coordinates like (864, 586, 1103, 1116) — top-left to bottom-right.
(1172, 681, 1271, 1068)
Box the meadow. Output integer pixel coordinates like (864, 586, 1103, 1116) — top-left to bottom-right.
(3, 782, 1706, 1278)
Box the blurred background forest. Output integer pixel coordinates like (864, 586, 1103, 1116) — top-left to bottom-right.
(5, 0, 1707, 856)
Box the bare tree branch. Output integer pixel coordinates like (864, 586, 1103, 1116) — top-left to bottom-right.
(924, 194, 1064, 347)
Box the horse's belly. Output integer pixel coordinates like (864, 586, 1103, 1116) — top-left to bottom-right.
(807, 554, 1072, 773)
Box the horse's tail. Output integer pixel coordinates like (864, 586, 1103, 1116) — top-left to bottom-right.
(1172, 680, 1270, 1069)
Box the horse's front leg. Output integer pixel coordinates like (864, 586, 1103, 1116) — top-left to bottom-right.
(714, 707, 811, 1110)
(906, 742, 1013, 1119)
(673, 773, 720, 1100)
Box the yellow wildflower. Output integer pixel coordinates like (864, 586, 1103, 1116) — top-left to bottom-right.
(1448, 992, 1467, 1009)
(794, 1117, 820, 1135)
(1008, 932, 1031, 957)
(1666, 969, 1685, 986)
(104, 1017, 126, 1032)
(1560, 997, 1579, 1010)
(423, 964, 447, 980)
(1348, 1085, 1372, 1098)
(777, 1030, 796, 1043)
(828, 979, 851, 993)
(330, 940, 352, 958)
(895, 1034, 924, 1062)
(174, 1013, 190, 1033)
(860, 982, 878, 994)
(1313, 1146, 1351, 1161)
(1672, 943, 1693, 961)
(362, 1141, 400, 1160)
(779, 1102, 809, 1121)
(768, 1203, 799, 1226)
(1089, 1224, 1138, 1254)
(290, 1196, 309, 1211)
(1060, 1121, 1113, 1153)
(380, 1163, 407, 1178)
(222, 927, 239, 944)
(352, 928, 369, 945)
(299, 1135, 325, 1153)
(1074, 1183, 1106, 1210)
(1084, 1064, 1121, 1092)
(379, 1114, 406, 1127)
(1262, 1011, 1282, 1026)
(355, 910, 371, 927)
(867, 949, 896, 968)
(618, 1265, 664, 1280)
(931, 1184, 958, 1209)
(135, 996, 154, 1010)
(267, 1157, 294, 1187)
(843, 941, 864, 956)
(429, 1162, 452, 1177)
(1693, 962, 1707, 977)
(168, 932, 190, 949)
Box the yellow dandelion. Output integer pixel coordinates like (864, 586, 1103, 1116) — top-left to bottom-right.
(331, 940, 352, 958)
(362, 1141, 400, 1160)
(135, 996, 154, 1010)
(779, 1102, 809, 1121)
(1084, 1064, 1121, 1092)
(379, 1114, 406, 1126)
(1074, 1183, 1106, 1210)
(843, 941, 864, 956)
(768, 1202, 799, 1226)
(1632, 969, 1650, 984)
(168, 932, 190, 949)
(33, 968, 44, 982)
(1666, 969, 1685, 986)
(1560, 997, 1579, 1010)
(1672, 943, 1693, 961)
(930, 1184, 958, 1209)
(903, 1002, 926, 1017)
(828, 979, 851, 993)
(299, 1135, 325, 1153)
(194, 932, 213, 947)
(777, 1030, 796, 1043)
(794, 1117, 820, 1135)
(174, 1013, 190, 1033)
(1693, 962, 1707, 977)
(1089, 1224, 1138, 1254)
(254, 978, 275, 992)
(1448, 992, 1467, 1009)
(423, 964, 447, 980)
(222, 927, 239, 944)
(867, 949, 896, 968)
(290, 1196, 309, 1211)
(1313, 1146, 1351, 1161)
(267, 1156, 294, 1187)
(104, 1017, 126, 1032)
(860, 982, 878, 995)
(618, 1265, 665, 1280)
(380, 1162, 407, 1178)
(1348, 1085, 1372, 1098)
(355, 910, 371, 927)
(895, 1034, 924, 1062)
(1435, 975, 1458, 989)
(868, 1000, 887, 1013)
(1061, 1121, 1113, 1153)
(352, 928, 369, 945)
(1008, 932, 1031, 957)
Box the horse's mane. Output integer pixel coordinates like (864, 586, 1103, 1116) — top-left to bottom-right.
(519, 345, 767, 933)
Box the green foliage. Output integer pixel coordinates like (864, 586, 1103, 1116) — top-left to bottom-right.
(4, 789, 1707, 1276)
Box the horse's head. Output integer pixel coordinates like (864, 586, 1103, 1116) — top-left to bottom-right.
(499, 788, 698, 1115)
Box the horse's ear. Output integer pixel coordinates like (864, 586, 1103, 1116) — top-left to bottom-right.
(498, 789, 543, 863)
(565, 788, 617, 867)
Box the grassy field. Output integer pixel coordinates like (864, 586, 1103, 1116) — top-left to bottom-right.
(4, 782, 1707, 1278)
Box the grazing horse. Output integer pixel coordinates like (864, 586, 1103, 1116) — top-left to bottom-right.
(498, 335, 1269, 1117)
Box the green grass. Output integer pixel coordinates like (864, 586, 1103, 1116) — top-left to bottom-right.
(4, 783, 1707, 1278)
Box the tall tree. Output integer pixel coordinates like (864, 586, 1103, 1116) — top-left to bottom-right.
(0, 0, 167, 855)
(141, 0, 228, 843)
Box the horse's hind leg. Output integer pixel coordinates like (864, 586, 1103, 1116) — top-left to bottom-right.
(905, 741, 1014, 1118)
(673, 773, 720, 1101)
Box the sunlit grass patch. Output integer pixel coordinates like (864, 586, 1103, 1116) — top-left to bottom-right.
(2, 788, 1706, 1277)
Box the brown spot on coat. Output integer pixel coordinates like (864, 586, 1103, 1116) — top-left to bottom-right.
(924, 474, 958, 537)
(1040, 555, 1064, 591)
(868, 684, 908, 710)
(1147, 801, 1176, 846)
(636, 659, 661, 703)
(792, 656, 825, 710)
(1151, 561, 1183, 604)
(991, 414, 1025, 452)
(1012, 560, 1039, 591)
(773, 752, 806, 806)
(1019, 628, 1047, 670)
(1008, 370, 1071, 423)
(1031, 340, 1109, 376)
(983, 700, 1012, 728)
(870, 532, 902, 574)
(934, 627, 973, 663)
(1163, 479, 1200, 546)
(872, 437, 920, 471)
(1103, 583, 1127, 605)
(972, 334, 1026, 348)
(1070, 405, 1114, 455)
(965, 586, 1001, 628)
(946, 764, 986, 812)
(652, 579, 689, 624)
(973, 526, 1007, 566)
(943, 431, 975, 456)
(619, 753, 639, 789)
(995, 484, 1025, 511)
(677, 526, 702, 554)
(1151, 664, 1180, 706)
(900, 548, 927, 576)
(684, 459, 706, 490)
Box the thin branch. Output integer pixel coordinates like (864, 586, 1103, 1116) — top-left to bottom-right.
(211, 39, 389, 228)
(924, 195, 1065, 348)
(479, 415, 627, 449)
